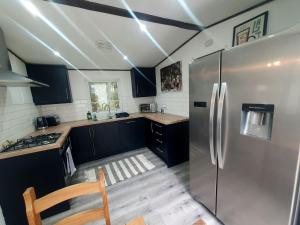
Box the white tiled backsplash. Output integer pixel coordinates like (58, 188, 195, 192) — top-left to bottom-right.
(0, 53, 41, 146)
(39, 70, 155, 122)
(40, 100, 91, 122)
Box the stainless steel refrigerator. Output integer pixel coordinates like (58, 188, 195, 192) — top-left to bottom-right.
(189, 30, 300, 225)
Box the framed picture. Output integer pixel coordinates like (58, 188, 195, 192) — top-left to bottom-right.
(232, 11, 268, 46)
(160, 61, 182, 92)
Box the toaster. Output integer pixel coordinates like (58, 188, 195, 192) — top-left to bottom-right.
(45, 115, 61, 126)
(140, 103, 157, 113)
(36, 116, 48, 130)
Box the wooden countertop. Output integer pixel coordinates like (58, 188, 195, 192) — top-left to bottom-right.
(0, 113, 188, 160)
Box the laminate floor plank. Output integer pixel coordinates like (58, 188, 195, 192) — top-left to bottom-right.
(44, 148, 221, 225)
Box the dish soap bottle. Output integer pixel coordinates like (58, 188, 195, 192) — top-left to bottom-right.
(87, 111, 92, 120)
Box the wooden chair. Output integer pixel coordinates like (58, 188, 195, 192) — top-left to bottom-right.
(125, 216, 146, 225)
(193, 219, 206, 225)
(23, 169, 111, 225)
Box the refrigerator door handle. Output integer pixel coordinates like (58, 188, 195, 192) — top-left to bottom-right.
(209, 83, 219, 165)
(217, 82, 227, 169)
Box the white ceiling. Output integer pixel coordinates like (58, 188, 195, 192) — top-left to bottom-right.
(94, 0, 268, 26)
(0, 0, 267, 69)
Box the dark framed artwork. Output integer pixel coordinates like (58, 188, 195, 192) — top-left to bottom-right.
(160, 61, 182, 92)
(232, 11, 268, 46)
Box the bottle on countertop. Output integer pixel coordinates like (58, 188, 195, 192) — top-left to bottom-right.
(87, 111, 92, 120)
(93, 113, 97, 121)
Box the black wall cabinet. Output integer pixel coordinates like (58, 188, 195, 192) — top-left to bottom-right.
(131, 67, 156, 97)
(26, 64, 72, 105)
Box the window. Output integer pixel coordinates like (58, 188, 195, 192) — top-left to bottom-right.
(89, 82, 120, 112)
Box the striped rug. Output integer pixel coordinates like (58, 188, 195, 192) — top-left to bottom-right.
(84, 153, 156, 186)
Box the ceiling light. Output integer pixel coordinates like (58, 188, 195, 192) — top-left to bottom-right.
(273, 61, 281, 66)
(139, 23, 147, 32)
(267, 63, 272, 67)
(123, 55, 128, 60)
(21, 0, 41, 17)
(53, 51, 60, 57)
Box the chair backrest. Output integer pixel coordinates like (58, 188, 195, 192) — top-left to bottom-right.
(23, 169, 111, 225)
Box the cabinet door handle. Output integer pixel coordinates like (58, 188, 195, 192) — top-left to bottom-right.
(151, 122, 153, 133)
(125, 120, 136, 124)
(89, 128, 96, 156)
(156, 147, 164, 153)
(156, 138, 163, 144)
(154, 123, 162, 128)
(137, 85, 139, 96)
(155, 131, 162, 136)
(65, 88, 69, 100)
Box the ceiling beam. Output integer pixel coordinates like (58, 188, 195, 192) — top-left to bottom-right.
(45, 0, 202, 31)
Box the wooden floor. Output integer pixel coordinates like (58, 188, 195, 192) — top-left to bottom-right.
(44, 148, 221, 225)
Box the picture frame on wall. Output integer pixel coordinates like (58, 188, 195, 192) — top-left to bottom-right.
(160, 61, 182, 92)
(232, 11, 268, 46)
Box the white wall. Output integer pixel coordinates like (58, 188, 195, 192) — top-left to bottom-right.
(155, 0, 300, 117)
(40, 70, 155, 122)
(0, 52, 40, 146)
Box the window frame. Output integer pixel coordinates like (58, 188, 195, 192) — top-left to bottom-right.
(88, 80, 121, 114)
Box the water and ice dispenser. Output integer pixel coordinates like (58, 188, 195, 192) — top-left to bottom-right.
(240, 104, 274, 140)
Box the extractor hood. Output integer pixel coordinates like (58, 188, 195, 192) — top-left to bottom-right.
(0, 28, 49, 87)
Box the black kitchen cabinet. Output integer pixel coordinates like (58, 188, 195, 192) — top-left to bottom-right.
(146, 120, 189, 167)
(119, 118, 145, 151)
(70, 117, 188, 168)
(0, 150, 69, 225)
(131, 67, 156, 97)
(145, 119, 155, 150)
(71, 119, 147, 163)
(70, 126, 94, 165)
(26, 64, 72, 105)
(93, 122, 121, 159)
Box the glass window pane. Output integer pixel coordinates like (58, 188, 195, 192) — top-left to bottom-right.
(89, 82, 120, 112)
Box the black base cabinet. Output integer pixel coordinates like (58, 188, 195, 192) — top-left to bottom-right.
(119, 118, 146, 152)
(70, 118, 188, 168)
(93, 121, 121, 159)
(146, 120, 189, 167)
(70, 126, 94, 165)
(0, 150, 69, 225)
(0, 118, 188, 225)
(70, 119, 146, 166)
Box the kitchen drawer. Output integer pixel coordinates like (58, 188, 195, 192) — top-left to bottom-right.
(154, 136, 165, 147)
(146, 119, 189, 168)
(152, 122, 165, 134)
(153, 144, 167, 160)
(153, 129, 164, 138)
